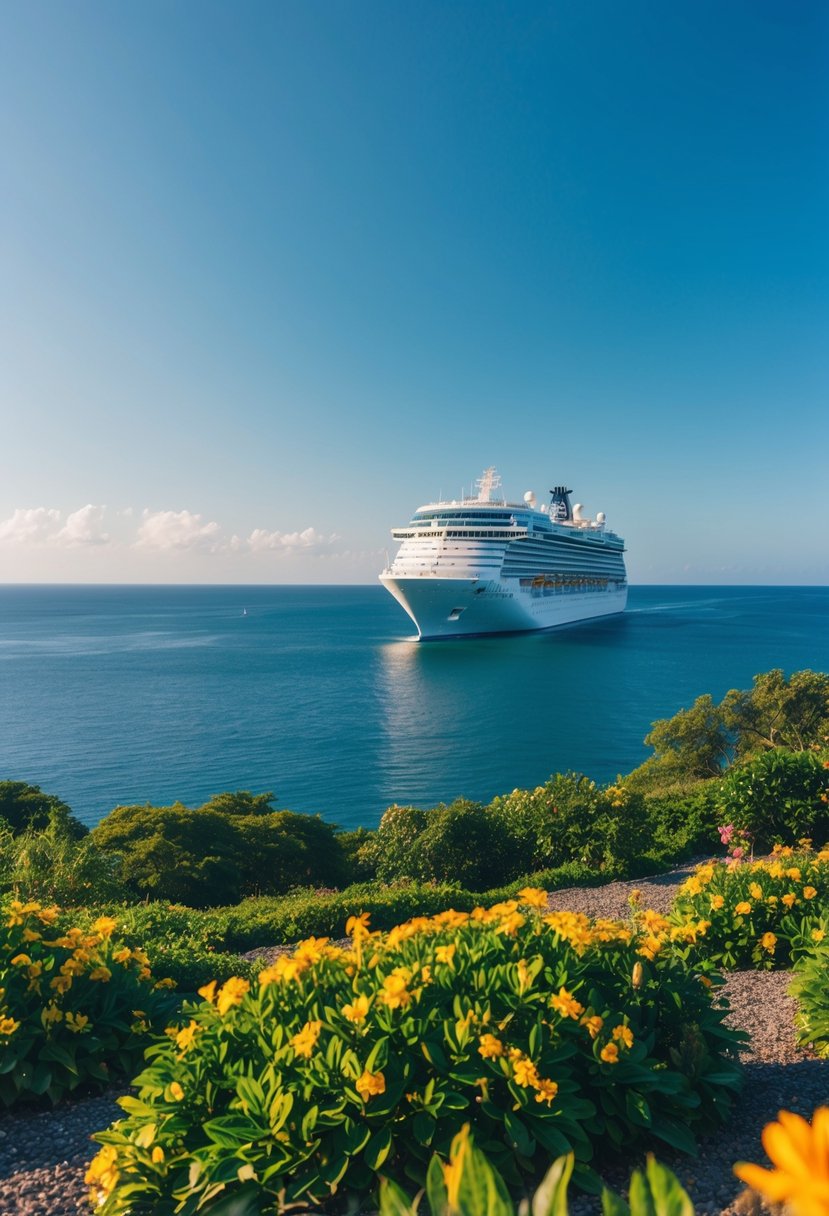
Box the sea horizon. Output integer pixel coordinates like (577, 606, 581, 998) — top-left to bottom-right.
(1, 583, 828, 833)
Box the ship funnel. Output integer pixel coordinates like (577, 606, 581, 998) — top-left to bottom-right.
(549, 485, 573, 522)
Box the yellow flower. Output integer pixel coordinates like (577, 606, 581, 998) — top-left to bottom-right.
(782, 893, 797, 909)
(638, 935, 664, 961)
(92, 916, 117, 938)
(534, 1077, 559, 1105)
(41, 1004, 63, 1026)
(151, 1146, 165, 1164)
(355, 1069, 385, 1100)
(50, 974, 72, 995)
(346, 912, 372, 939)
(22, 928, 41, 942)
(734, 1107, 829, 1216)
(0, 1017, 21, 1036)
(86, 1145, 120, 1202)
(710, 894, 725, 910)
(804, 887, 818, 900)
(175, 1020, 201, 1051)
(580, 1014, 604, 1039)
(169, 1081, 185, 1101)
(435, 944, 456, 967)
(812, 929, 826, 943)
(512, 1056, 541, 1088)
(517, 886, 548, 909)
(787, 868, 802, 882)
(380, 973, 411, 1009)
(65, 1012, 90, 1034)
(612, 1025, 634, 1049)
(113, 947, 132, 964)
(216, 977, 250, 1015)
(550, 986, 585, 1020)
(10, 954, 32, 967)
(89, 966, 112, 983)
(631, 962, 644, 989)
(750, 883, 763, 900)
(735, 902, 752, 916)
(761, 932, 777, 954)
(600, 1043, 620, 1064)
(290, 1020, 322, 1058)
(478, 1034, 504, 1059)
(342, 994, 370, 1023)
(198, 980, 217, 1003)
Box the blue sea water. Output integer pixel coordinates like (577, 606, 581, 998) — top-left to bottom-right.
(0, 585, 827, 831)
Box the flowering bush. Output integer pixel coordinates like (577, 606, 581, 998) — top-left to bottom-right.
(670, 848, 829, 969)
(89, 890, 742, 1213)
(0, 898, 176, 1106)
(714, 749, 829, 851)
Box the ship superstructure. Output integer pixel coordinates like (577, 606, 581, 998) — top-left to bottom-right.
(380, 468, 627, 639)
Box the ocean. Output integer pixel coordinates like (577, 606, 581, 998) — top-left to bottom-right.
(1, 585, 827, 831)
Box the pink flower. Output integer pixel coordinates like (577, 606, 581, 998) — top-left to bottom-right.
(718, 824, 735, 845)
(731, 846, 744, 859)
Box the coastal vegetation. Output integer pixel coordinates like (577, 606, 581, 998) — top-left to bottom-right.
(1, 666, 829, 1213)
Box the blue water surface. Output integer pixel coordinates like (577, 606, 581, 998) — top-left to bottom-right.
(0, 585, 827, 829)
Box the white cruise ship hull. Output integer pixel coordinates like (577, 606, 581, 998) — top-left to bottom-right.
(381, 575, 628, 640)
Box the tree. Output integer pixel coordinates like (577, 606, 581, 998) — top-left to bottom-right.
(0, 781, 86, 838)
(91, 804, 244, 907)
(199, 790, 276, 817)
(723, 669, 829, 758)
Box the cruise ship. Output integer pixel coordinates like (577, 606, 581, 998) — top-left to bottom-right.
(380, 468, 627, 639)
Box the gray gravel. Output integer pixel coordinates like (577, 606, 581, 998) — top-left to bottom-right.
(1, 867, 826, 1215)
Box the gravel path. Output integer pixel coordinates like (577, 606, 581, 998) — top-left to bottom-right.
(1, 867, 826, 1215)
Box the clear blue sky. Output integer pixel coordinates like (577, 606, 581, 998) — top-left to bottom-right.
(1, 1, 826, 584)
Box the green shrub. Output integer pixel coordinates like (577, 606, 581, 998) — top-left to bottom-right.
(789, 933, 829, 1058)
(0, 813, 127, 905)
(642, 784, 721, 863)
(670, 849, 829, 969)
(0, 897, 176, 1107)
(0, 781, 85, 837)
(489, 775, 651, 872)
(714, 750, 829, 850)
(90, 891, 742, 1213)
(91, 797, 349, 906)
(216, 883, 478, 952)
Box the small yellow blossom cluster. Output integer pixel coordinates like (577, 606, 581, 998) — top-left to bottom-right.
(1, 898, 173, 1109)
(671, 848, 829, 968)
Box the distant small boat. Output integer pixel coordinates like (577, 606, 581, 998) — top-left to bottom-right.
(242, 609, 248, 617)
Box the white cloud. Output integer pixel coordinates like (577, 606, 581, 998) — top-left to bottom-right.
(0, 507, 62, 545)
(56, 504, 110, 546)
(247, 526, 340, 554)
(135, 509, 223, 552)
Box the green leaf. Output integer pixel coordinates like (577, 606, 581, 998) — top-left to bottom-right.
(601, 1188, 631, 1216)
(531, 1152, 574, 1216)
(648, 1117, 698, 1157)
(504, 1109, 535, 1158)
(628, 1169, 656, 1216)
(426, 1154, 448, 1216)
(413, 1111, 437, 1146)
(379, 1177, 418, 1216)
(365, 1126, 393, 1171)
(643, 1157, 695, 1216)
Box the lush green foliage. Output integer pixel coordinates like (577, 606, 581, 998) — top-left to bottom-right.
(714, 750, 829, 850)
(790, 938, 829, 1059)
(89, 891, 742, 1213)
(0, 898, 176, 1107)
(90, 792, 347, 906)
(0, 812, 127, 905)
(670, 848, 829, 969)
(0, 780, 84, 837)
(626, 668, 829, 793)
(378, 1126, 695, 1216)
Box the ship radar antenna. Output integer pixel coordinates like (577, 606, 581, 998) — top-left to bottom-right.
(476, 467, 502, 503)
